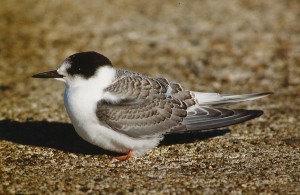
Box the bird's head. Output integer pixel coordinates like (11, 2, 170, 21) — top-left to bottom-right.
(32, 51, 113, 87)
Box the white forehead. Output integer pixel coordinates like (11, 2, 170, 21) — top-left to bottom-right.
(57, 61, 71, 74)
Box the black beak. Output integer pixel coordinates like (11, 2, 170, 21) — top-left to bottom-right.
(32, 70, 63, 78)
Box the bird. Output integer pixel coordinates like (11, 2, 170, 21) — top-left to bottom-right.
(32, 51, 271, 160)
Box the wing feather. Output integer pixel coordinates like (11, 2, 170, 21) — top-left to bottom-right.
(178, 107, 263, 132)
(97, 97, 187, 138)
(96, 70, 192, 138)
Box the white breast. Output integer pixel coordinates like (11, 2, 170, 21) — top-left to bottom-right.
(64, 66, 117, 143)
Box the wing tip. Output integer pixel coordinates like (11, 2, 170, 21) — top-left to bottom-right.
(247, 109, 264, 120)
(254, 92, 273, 97)
(184, 108, 265, 131)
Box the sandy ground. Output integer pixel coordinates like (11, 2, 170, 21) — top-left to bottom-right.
(0, 0, 299, 194)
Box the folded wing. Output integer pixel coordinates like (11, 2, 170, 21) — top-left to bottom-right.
(97, 69, 270, 137)
(96, 70, 190, 138)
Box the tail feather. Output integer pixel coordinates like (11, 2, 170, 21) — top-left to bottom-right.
(192, 92, 272, 106)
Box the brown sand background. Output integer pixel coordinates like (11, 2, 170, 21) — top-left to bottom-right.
(0, 0, 299, 194)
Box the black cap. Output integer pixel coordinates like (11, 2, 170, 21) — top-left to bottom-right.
(66, 51, 112, 79)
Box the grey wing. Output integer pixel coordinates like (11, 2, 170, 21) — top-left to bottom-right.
(170, 106, 263, 133)
(97, 97, 187, 138)
(96, 72, 191, 138)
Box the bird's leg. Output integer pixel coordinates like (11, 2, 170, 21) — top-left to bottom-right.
(114, 150, 133, 161)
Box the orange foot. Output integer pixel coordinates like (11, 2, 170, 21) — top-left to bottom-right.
(114, 150, 133, 161)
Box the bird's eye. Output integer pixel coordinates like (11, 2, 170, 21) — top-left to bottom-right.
(78, 68, 81, 71)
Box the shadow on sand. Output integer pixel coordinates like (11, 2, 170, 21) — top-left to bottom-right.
(0, 119, 229, 155)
